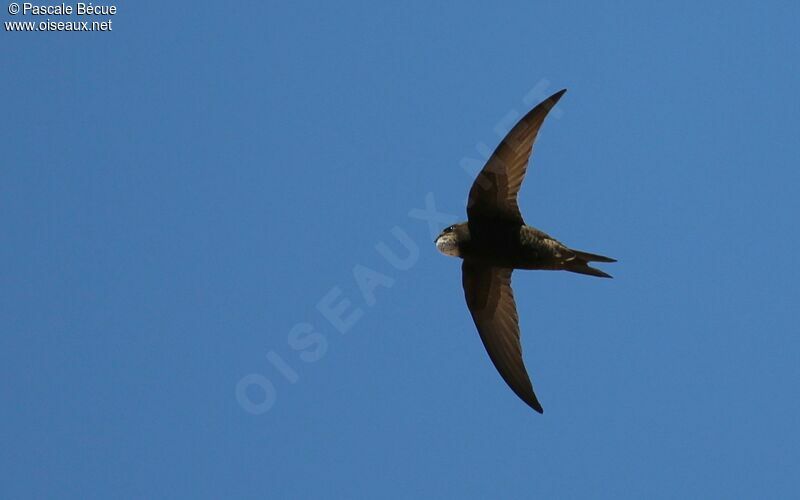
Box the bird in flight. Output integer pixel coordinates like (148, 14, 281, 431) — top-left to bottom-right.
(435, 89, 615, 413)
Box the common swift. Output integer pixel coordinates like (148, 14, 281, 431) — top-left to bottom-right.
(435, 89, 615, 413)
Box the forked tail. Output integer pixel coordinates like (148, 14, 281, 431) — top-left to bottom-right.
(565, 249, 617, 278)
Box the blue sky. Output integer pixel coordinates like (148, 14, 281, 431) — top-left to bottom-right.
(2, 1, 799, 498)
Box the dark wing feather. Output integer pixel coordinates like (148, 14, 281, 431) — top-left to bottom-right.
(467, 89, 566, 224)
(461, 260, 543, 413)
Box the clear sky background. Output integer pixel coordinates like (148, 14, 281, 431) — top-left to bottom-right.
(2, 1, 799, 498)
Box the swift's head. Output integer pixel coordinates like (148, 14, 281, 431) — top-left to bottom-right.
(435, 222, 468, 258)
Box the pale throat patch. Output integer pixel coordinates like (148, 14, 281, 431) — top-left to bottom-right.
(436, 235, 461, 257)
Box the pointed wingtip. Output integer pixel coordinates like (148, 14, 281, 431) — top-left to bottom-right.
(526, 398, 544, 414)
(516, 388, 544, 413)
(543, 89, 567, 108)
